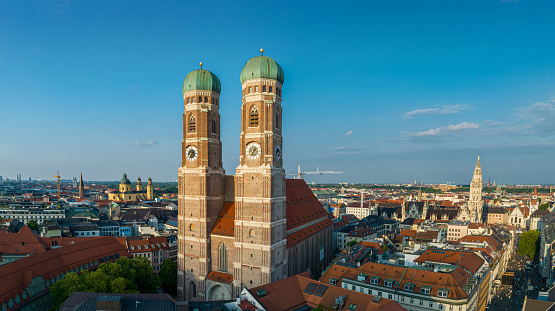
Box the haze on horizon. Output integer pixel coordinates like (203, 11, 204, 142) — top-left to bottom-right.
(0, 1, 554, 185)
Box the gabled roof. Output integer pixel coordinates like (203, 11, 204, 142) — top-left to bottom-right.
(0, 236, 131, 307)
(0, 225, 47, 255)
(248, 271, 405, 311)
(321, 262, 472, 300)
(414, 250, 485, 274)
(206, 271, 233, 284)
(211, 202, 235, 237)
(286, 179, 329, 230)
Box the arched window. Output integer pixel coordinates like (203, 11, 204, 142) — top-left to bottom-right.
(204, 96, 208, 103)
(198, 96, 202, 103)
(263, 85, 266, 92)
(211, 98, 214, 104)
(189, 224, 194, 231)
(275, 113, 279, 129)
(250, 106, 259, 127)
(255, 86, 259, 92)
(269, 86, 273, 93)
(249, 87, 253, 93)
(190, 281, 197, 298)
(249, 229, 255, 238)
(219, 243, 228, 271)
(212, 117, 217, 134)
(187, 97, 191, 104)
(188, 115, 196, 133)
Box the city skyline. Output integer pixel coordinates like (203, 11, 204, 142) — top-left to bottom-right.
(1, 1, 554, 184)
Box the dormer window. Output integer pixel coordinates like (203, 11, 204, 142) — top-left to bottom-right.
(138, 245, 141, 250)
(384, 279, 394, 288)
(329, 278, 338, 285)
(420, 285, 432, 295)
(370, 276, 381, 285)
(404, 283, 415, 292)
(438, 288, 449, 298)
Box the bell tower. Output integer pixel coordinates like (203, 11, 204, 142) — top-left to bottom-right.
(233, 49, 287, 293)
(177, 63, 225, 301)
(469, 155, 483, 222)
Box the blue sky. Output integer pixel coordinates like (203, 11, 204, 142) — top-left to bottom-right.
(1, 0, 554, 184)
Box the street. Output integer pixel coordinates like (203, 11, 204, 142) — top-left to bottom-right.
(488, 235, 545, 311)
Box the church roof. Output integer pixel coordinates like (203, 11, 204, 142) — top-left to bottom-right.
(211, 202, 235, 237)
(209, 179, 333, 248)
(182, 68, 221, 94)
(240, 54, 284, 85)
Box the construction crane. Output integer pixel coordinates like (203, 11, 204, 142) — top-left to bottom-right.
(288, 165, 343, 180)
(53, 171, 61, 200)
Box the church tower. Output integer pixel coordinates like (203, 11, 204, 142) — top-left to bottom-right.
(177, 64, 225, 301)
(146, 177, 153, 200)
(233, 49, 287, 293)
(469, 155, 484, 222)
(136, 177, 143, 191)
(78, 173, 84, 199)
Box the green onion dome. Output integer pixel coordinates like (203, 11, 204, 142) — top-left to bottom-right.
(120, 173, 131, 185)
(182, 64, 221, 94)
(240, 50, 284, 84)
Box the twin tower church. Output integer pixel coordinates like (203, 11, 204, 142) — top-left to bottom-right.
(177, 50, 333, 301)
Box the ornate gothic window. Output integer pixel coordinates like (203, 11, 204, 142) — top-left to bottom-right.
(219, 243, 228, 271)
(250, 106, 259, 127)
(188, 115, 196, 133)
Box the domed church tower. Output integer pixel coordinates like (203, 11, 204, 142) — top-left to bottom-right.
(233, 49, 287, 293)
(177, 64, 226, 300)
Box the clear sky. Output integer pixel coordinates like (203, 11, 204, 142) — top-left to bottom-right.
(1, 0, 554, 185)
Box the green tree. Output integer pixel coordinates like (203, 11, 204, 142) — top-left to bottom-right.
(27, 219, 39, 231)
(159, 259, 177, 296)
(517, 230, 540, 260)
(539, 203, 550, 210)
(49, 257, 159, 309)
(346, 240, 357, 248)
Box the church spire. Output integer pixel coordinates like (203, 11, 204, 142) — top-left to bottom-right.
(79, 172, 85, 199)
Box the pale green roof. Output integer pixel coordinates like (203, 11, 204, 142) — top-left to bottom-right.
(240, 55, 284, 84)
(182, 69, 221, 94)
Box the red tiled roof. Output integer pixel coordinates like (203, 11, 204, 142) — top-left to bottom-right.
(321, 262, 472, 301)
(414, 250, 485, 274)
(0, 225, 47, 255)
(211, 202, 235, 237)
(206, 271, 233, 284)
(249, 271, 404, 311)
(287, 219, 332, 248)
(0, 236, 131, 307)
(286, 179, 329, 230)
(127, 236, 170, 253)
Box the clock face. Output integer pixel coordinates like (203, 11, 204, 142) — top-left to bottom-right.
(185, 146, 198, 161)
(275, 146, 281, 159)
(246, 143, 261, 159)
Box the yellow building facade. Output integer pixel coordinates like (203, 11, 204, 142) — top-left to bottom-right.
(107, 173, 153, 201)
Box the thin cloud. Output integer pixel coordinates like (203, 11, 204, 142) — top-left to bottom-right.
(346, 130, 354, 136)
(409, 121, 479, 137)
(332, 146, 362, 154)
(516, 101, 555, 137)
(403, 104, 471, 119)
(131, 140, 159, 147)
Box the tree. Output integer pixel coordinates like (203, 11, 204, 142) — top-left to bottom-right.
(539, 203, 550, 210)
(159, 259, 177, 296)
(27, 220, 39, 231)
(517, 230, 540, 260)
(346, 240, 357, 248)
(49, 257, 159, 308)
